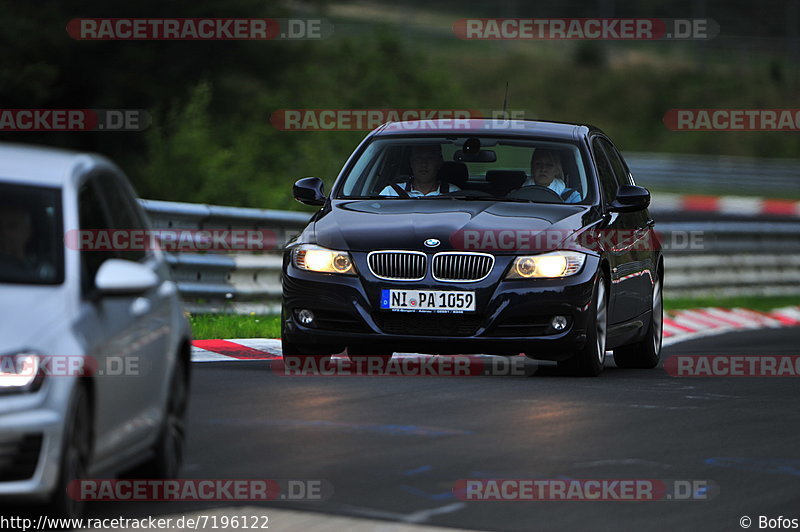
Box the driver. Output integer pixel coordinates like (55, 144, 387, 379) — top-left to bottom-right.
(522, 148, 581, 203)
(380, 145, 460, 197)
(0, 204, 33, 266)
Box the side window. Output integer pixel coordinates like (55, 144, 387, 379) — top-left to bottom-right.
(94, 173, 147, 262)
(591, 138, 618, 205)
(599, 139, 633, 187)
(78, 181, 110, 294)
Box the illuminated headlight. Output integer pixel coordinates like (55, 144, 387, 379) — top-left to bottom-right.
(292, 245, 357, 275)
(0, 352, 42, 393)
(506, 251, 586, 279)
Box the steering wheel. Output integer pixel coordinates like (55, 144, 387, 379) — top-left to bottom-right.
(507, 185, 564, 203)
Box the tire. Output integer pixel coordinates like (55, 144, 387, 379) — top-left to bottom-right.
(558, 272, 608, 377)
(47, 383, 92, 519)
(347, 346, 393, 370)
(281, 338, 333, 373)
(132, 356, 188, 479)
(613, 275, 663, 369)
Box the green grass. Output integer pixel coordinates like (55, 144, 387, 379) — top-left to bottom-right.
(663, 295, 800, 312)
(188, 295, 799, 339)
(189, 314, 281, 340)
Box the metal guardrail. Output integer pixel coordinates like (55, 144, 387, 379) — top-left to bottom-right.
(656, 222, 800, 254)
(665, 254, 800, 297)
(624, 152, 800, 194)
(139, 199, 309, 314)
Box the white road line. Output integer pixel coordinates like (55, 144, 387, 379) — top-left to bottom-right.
(338, 502, 467, 525)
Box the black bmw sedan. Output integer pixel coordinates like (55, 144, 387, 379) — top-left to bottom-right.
(281, 119, 663, 376)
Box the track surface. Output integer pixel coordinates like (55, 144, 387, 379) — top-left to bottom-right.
(84, 327, 800, 532)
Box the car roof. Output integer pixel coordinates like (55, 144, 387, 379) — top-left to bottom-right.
(372, 119, 601, 140)
(0, 142, 116, 188)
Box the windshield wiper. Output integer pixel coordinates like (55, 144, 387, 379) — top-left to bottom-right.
(339, 196, 413, 200)
(428, 194, 529, 202)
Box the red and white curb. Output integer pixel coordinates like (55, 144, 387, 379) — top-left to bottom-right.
(189, 340, 493, 363)
(650, 193, 800, 217)
(190, 306, 800, 362)
(662, 306, 800, 347)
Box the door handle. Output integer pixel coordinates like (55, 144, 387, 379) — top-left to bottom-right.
(646, 219, 655, 227)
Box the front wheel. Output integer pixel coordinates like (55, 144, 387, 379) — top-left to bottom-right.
(558, 272, 608, 377)
(47, 384, 92, 519)
(132, 356, 189, 479)
(613, 276, 663, 369)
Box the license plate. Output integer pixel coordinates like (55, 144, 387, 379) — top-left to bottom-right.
(380, 289, 476, 312)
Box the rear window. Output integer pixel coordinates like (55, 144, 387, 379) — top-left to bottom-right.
(0, 181, 64, 285)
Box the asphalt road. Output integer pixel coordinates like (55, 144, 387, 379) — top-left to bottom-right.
(84, 327, 800, 532)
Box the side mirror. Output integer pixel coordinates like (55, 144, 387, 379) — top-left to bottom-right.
(293, 177, 326, 206)
(95, 258, 159, 296)
(609, 185, 650, 213)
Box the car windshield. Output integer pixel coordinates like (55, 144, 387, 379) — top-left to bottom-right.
(335, 136, 593, 204)
(0, 181, 64, 285)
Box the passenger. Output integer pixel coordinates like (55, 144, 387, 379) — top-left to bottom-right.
(523, 148, 581, 203)
(380, 145, 460, 197)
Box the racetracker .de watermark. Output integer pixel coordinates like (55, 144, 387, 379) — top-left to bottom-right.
(454, 479, 718, 501)
(269, 109, 529, 131)
(0, 355, 141, 382)
(64, 229, 279, 252)
(453, 18, 718, 40)
(67, 18, 332, 40)
(68, 479, 332, 501)
(664, 355, 800, 377)
(274, 355, 534, 377)
(450, 229, 704, 253)
(664, 109, 800, 131)
(0, 109, 149, 132)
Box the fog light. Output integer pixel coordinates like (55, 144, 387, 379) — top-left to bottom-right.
(297, 309, 315, 326)
(551, 315, 568, 331)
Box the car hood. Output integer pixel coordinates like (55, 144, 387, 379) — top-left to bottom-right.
(0, 284, 75, 354)
(312, 199, 593, 253)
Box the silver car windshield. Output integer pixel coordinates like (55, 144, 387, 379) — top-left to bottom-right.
(335, 137, 594, 204)
(0, 182, 64, 285)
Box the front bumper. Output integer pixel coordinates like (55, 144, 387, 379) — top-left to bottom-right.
(282, 253, 600, 361)
(0, 381, 69, 501)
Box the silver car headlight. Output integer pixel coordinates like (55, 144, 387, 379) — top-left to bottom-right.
(0, 352, 43, 393)
(506, 251, 586, 279)
(292, 245, 357, 275)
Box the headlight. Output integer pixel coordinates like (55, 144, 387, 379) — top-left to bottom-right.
(0, 352, 43, 393)
(292, 245, 357, 275)
(506, 251, 586, 279)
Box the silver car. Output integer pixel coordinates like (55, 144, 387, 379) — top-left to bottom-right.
(0, 143, 192, 517)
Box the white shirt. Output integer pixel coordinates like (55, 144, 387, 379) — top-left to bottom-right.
(379, 182, 460, 197)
